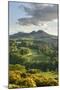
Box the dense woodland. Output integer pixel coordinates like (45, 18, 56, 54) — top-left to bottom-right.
(9, 31, 58, 88)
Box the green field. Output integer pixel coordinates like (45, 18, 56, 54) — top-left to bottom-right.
(9, 39, 58, 88)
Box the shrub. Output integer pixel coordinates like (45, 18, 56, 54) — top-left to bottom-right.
(9, 64, 26, 72)
(17, 77, 36, 87)
(33, 75, 58, 86)
(47, 78, 58, 86)
(9, 70, 21, 84)
(24, 78, 36, 87)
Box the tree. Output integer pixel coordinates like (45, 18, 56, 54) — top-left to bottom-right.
(19, 47, 31, 55)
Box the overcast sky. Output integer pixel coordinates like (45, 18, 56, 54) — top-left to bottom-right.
(9, 2, 58, 36)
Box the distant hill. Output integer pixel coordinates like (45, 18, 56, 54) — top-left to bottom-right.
(10, 30, 58, 47)
(10, 30, 57, 39)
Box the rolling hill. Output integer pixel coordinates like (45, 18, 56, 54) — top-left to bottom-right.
(10, 30, 58, 47)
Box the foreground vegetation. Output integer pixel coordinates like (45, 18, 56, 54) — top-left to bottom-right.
(9, 64, 58, 89)
(9, 38, 58, 88)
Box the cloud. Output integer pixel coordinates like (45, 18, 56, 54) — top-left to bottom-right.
(17, 3, 58, 25)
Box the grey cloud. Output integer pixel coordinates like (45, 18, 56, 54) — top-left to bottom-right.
(17, 3, 58, 25)
(18, 17, 40, 25)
